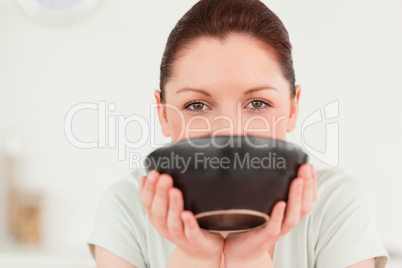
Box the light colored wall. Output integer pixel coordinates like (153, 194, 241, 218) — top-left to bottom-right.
(0, 0, 401, 265)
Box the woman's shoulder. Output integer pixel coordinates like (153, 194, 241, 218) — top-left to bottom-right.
(87, 167, 151, 267)
(94, 167, 149, 222)
(103, 166, 147, 197)
(312, 167, 377, 225)
(315, 167, 371, 197)
(308, 168, 389, 267)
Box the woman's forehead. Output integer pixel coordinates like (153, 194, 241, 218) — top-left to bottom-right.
(166, 35, 288, 95)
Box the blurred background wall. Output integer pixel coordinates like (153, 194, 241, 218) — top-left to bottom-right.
(0, 0, 401, 267)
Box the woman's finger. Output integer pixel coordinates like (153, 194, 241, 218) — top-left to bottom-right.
(167, 188, 185, 241)
(182, 210, 203, 244)
(300, 164, 314, 218)
(281, 177, 304, 234)
(297, 163, 310, 178)
(141, 170, 159, 214)
(151, 174, 173, 227)
(139, 176, 146, 195)
(311, 165, 318, 201)
(255, 201, 286, 243)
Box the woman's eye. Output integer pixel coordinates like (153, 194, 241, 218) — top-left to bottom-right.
(245, 100, 271, 110)
(183, 100, 270, 112)
(184, 102, 210, 112)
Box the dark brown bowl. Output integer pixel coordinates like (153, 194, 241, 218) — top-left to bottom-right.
(145, 135, 308, 233)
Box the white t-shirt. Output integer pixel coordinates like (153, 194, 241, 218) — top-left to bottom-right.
(87, 167, 389, 268)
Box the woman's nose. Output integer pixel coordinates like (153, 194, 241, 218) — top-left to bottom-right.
(210, 107, 243, 136)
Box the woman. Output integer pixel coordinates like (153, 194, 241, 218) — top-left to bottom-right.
(87, 0, 389, 267)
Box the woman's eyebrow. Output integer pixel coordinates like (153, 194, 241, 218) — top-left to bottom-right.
(175, 85, 278, 96)
(176, 87, 212, 97)
(244, 85, 278, 94)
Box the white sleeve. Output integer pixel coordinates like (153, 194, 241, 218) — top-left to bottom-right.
(314, 173, 389, 268)
(87, 176, 148, 268)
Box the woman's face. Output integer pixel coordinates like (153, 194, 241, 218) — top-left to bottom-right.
(155, 34, 301, 142)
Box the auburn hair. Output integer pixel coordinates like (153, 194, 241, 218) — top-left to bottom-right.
(159, 0, 295, 103)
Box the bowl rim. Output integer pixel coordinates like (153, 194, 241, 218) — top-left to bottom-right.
(147, 134, 305, 158)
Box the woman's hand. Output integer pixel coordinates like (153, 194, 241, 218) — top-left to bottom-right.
(223, 163, 318, 267)
(139, 170, 224, 265)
